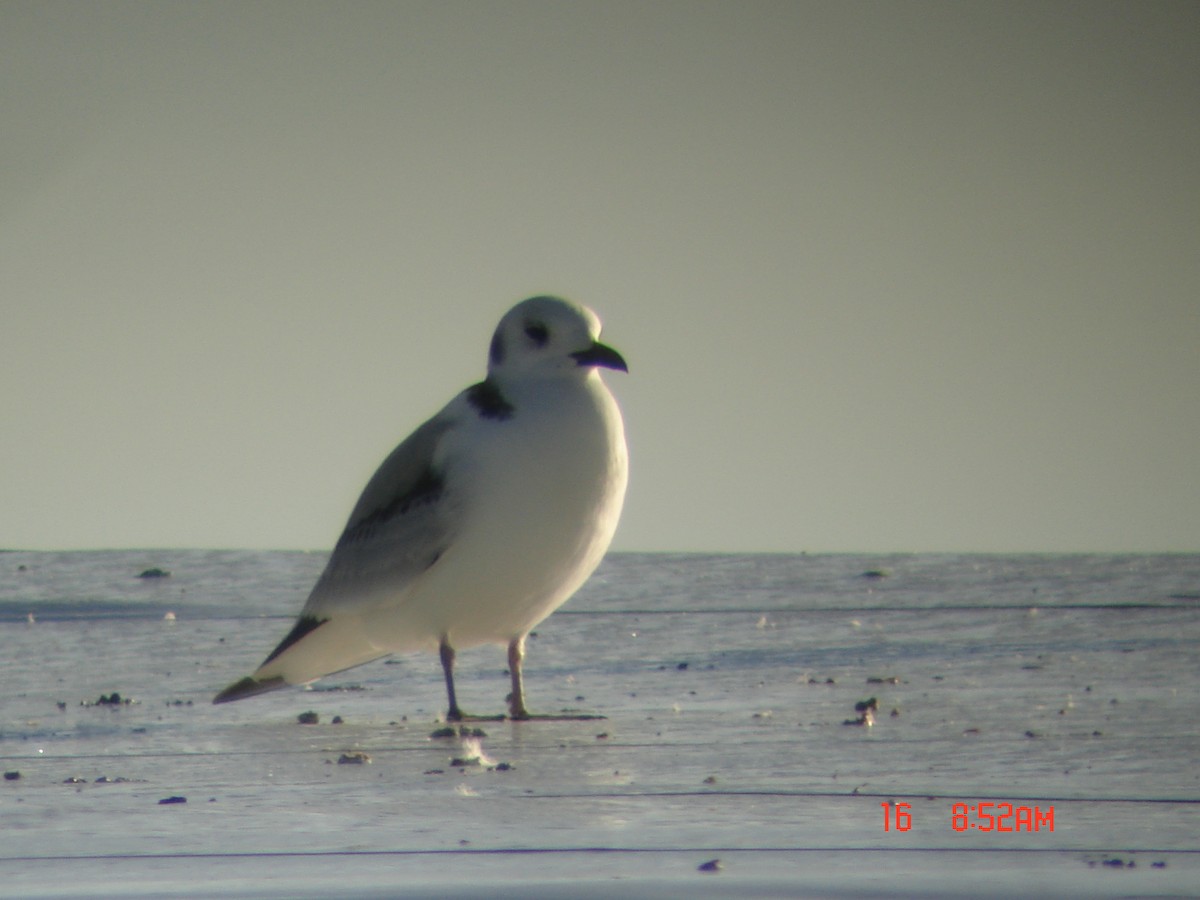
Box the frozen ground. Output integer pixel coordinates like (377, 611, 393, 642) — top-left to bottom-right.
(1, 551, 1197, 897)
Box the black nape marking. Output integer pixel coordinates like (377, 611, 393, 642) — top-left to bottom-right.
(489, 330, 505, 366)
(467, 379, 515, 420)
(524, 320, 549, 347)
(264, 615, 329, 665)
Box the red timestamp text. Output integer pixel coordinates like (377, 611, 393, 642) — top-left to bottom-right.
(881, 801, 1054, 833)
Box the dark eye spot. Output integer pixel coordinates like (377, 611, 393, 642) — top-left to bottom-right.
(524, 321, 549, 347)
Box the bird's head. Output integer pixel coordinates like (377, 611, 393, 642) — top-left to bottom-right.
(487, 295, 627, 379)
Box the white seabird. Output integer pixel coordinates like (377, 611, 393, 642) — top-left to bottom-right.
(214, 295, 628, 720)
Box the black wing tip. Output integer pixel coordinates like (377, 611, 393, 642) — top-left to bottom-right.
(212, 675, 287, 705)
(262, 615, 329, 666)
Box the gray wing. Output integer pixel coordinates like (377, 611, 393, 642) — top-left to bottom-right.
(300, 405, 462, 617)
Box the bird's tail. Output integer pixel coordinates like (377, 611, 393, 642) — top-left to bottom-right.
(213, 613, 393, 705)
(212, 674, 288, 704)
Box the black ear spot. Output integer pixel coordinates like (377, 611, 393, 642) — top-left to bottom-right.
(489, 330, 506, 365)
(524, 321, 549, 347)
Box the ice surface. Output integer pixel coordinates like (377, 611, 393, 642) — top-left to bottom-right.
(1, 552, 1198, 897)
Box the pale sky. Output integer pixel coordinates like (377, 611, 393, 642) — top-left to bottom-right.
(2, 1, 1197, 553)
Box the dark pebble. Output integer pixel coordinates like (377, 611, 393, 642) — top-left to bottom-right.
(698, 859, 723, 873)
(158, 796, 187, 805)
(297, 711, 319, 725)
(4, 771, 20, 781)
(138, 568, 171, 579)
(84, 692, 134, 707)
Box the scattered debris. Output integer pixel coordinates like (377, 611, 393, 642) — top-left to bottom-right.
(337, 752, 371, 765)
(307, 683, 367, 693)
(697, 858, 723, 873)
(867, 675, 900, 684)
(450, 735, 496, 768)
(1090, 857, 1135, 869)
(845, 697, 877, 726)
(138, 568, 171, 579)
(84, 693, 133, 707)
(860, 569, 889, 579)
(157, 796, 187, 805)
(431, 726, 487, 739)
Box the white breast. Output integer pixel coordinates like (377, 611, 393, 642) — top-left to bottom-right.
(373, 372, 627, 650)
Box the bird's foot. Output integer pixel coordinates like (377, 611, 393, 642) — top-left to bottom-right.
(507, 709, 607, 722)
(445, 707, 505, 723)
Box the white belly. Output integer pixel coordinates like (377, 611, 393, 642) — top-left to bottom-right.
(371, 376, 627, 650)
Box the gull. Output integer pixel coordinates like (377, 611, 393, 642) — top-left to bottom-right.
(214, 295, 628, 720)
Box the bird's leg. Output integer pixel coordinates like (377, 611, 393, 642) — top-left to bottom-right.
(507, 635, 531, 720)
(505, 634, 605, 721)
(440, 638, 465, 722)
